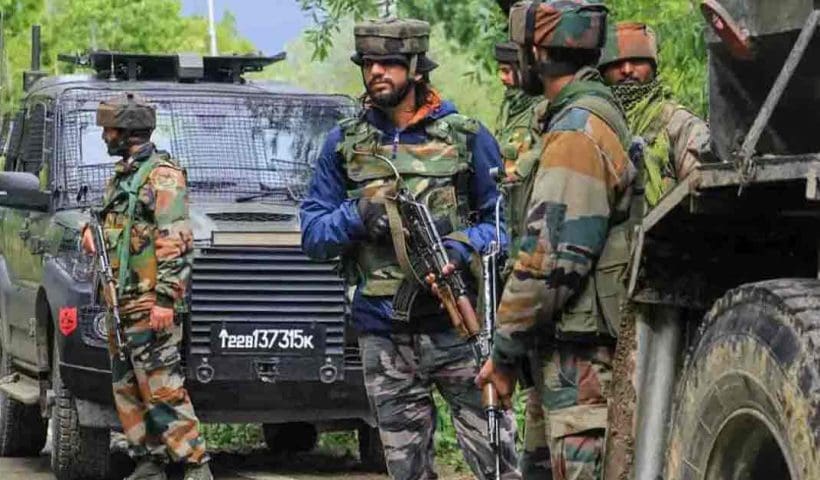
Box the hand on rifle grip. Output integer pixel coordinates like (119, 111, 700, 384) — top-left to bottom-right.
(476, 358, 516, 410)
(81, 226, 96, 254)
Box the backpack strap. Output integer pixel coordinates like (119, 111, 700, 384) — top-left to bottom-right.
(556, 95, 632, 151)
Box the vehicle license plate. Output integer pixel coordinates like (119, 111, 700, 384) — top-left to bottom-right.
(211, 323, 325, 355)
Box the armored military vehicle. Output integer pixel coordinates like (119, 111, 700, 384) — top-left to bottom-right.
(0, 29, 382, 480)
(603, 1, 820, 479)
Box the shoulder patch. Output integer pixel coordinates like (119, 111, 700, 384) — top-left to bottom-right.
(550, 107, 591, 133)
(151, 165, 185, 189)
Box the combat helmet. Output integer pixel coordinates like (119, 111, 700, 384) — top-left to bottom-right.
(599, 22, 658, 70)
(508, 0, 608, 94)
(96, 92, 156, 131)
(350, 18, 438, 77)
(495, 41, 520, 65)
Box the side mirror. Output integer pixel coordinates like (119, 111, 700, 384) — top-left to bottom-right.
(0, 172, 49, 211)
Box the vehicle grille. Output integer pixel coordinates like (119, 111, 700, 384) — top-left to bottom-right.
(189, 246, 347, 356)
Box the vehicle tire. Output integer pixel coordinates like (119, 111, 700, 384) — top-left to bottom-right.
(50, 343, 111, 480)
(0, 337, 47, 456)
(263, 422, 318, 453)
(665, 279, 820, 480)
(358, 425, 386, 473)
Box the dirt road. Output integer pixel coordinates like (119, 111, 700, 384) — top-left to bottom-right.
(0, 450, 472, 480)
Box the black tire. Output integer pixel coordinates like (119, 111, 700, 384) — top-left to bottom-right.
(665, 279, 820, 480)
(0, 336, 47, 456)
(263, 422, 318, 453)
(358, 425, 387, 473)
(50, 342, 111, 480)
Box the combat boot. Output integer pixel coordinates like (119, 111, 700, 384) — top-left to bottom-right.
(183, 462, 213, 480)
(124, 459, 167, 480)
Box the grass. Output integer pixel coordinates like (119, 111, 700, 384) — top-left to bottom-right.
(202, 389, 530, 474)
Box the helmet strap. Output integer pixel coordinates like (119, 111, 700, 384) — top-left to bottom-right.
(408, 54, 418, 79)
(538, 59, 581, 77)
(519, 0, 545, 96)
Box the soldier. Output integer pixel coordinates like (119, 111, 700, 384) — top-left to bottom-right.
(599, 22, 710, 208)
(494, 42, 552, 480)
(477, 2, 635, 480)
(300, 18, 519, 480)
(81, 93, 210, 480)
(494, 41, 543, 176)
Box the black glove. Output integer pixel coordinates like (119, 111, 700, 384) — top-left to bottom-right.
(444, 245, 464, 270)
(358, 197, 390, 243)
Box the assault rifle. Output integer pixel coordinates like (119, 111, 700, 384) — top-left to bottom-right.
(88, 210, 127, 361)
(374, 154, 503, 478)
(479, 169, 505, 480)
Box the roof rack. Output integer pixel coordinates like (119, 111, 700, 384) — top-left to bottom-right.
(57, 50, 286, 83)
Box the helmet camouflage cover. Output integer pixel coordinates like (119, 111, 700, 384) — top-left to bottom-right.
(508, 0, 608, 50)
(351, 18, 437, 73)
(96, 92, 156, 130)
(599, 21, 658, 69)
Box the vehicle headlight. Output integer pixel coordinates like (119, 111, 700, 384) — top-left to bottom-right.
(79, 305, 108, 346)
(92, 310, 108, 339)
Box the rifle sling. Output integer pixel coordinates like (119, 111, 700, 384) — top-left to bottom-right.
(381, 196, 419, 284)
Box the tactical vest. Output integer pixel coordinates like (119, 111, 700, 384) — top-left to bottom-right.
(338, 114, 479, 297)
(548, 95, 634, 341)
(102, 151, 179, 301)
(495, 93, 542, 176)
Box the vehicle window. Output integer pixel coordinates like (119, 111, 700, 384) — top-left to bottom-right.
(53, 91, 354, 207)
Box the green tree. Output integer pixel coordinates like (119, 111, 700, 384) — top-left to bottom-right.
(298, 0, 708, 114)
(264, 16, 503, 127)
(0, 0, 255, 113)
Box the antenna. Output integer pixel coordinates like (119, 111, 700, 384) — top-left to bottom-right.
(90, 22, 99, 50)
(109, 53, 116, 82)
(377, 0, 396, 18)
(207, 0, 218, 55)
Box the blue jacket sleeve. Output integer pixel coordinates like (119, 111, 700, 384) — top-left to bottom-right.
(300, 127, 367, 261)
(443, 124, 507, 264)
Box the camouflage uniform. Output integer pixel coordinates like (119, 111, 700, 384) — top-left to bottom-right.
(600, 22, 710, 208)
(301, 19, 519, 480)
(96, 94, 207, 469)
(497, 3, 635, 480)
(494, 41, 552, 480)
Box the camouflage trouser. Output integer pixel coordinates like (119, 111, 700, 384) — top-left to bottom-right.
(520, 386, 552, 479)
(359, 331, 520, 480)
(109, 310, 208, 465)
(539, 344, 613, 480)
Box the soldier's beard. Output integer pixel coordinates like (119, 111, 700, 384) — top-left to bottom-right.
(366, 79, 412, 109)
(105, 137, 130, 157)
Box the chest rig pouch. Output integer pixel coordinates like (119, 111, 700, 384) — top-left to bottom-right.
(338, 114, 479, 307)
(548, 96, 635, 341)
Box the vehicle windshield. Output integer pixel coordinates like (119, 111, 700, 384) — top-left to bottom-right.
(53, 88, 356, 207)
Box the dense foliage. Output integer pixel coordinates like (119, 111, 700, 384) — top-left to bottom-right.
(296, 0, 708, 116)
(0, 0, 255, 113)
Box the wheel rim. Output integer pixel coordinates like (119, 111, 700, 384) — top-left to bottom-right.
(705, 408, 795, 480)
